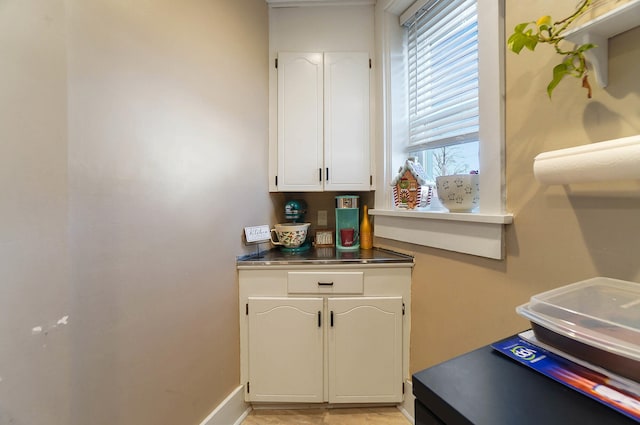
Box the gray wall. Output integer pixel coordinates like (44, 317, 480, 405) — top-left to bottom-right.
(0, 1, 271, 424)
(0, 1, 71, 423)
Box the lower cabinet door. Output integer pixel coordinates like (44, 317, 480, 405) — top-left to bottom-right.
(247, 297, 324, 402)
(327, 296, 404, 403)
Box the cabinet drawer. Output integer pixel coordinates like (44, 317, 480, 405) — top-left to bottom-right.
(288, 272, 364, 294)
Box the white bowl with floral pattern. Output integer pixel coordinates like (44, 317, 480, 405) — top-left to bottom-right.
(435, 174, 479, 212)
(270, 223, 310, 248)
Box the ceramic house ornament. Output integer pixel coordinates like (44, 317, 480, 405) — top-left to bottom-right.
(391, 159, 433, 209)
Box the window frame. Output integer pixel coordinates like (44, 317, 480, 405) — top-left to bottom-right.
(371, 0, 512, 260)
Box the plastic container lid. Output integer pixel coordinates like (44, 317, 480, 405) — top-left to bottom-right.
(516, 277, 640, 361)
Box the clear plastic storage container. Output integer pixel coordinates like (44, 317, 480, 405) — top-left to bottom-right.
(516, 277, 640, 381)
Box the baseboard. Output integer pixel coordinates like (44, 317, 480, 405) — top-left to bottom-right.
(199, 385, 413, 425)
(199, 385, 251, 425)
(251, 402, 397, 410)
(398, 379, 415, 424)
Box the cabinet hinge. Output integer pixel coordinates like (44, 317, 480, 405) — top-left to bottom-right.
(402, 303, 405, 316)
(369, 58, 372, 69)
(275, 58, 278, 69)
(247, 381, 250, 393)
(246, 303, 249, 315)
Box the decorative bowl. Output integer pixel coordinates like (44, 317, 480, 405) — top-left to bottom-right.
(270, 223, 310, 248)
(435, 174, 479, 212)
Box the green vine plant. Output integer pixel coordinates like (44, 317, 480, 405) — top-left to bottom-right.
(507, 0, 596, 98)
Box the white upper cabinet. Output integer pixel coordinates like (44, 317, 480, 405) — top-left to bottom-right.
(268, 4, 375, 192)
(324, 52, 371, 191)
(275, 51, 371, 192)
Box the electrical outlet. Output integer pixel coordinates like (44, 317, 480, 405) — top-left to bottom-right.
(317, 210, 328, 227)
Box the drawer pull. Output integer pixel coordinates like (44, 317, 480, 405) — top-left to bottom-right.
(318, 311, 321, 327)
(318, 281, 334, 286)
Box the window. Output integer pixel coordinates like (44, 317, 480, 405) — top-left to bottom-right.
(405, 0, 479, 180)
(371, 0, 511, 259)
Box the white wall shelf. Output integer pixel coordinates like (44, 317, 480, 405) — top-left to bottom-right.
(533, 134, 640, 184)
(563, 0, 640, 87)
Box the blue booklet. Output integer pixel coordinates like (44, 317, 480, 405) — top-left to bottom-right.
(492, 335, 640, 422)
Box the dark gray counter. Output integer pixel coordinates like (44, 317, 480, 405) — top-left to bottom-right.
(236, 247, 414, 267)
(413, 335, 638, 425)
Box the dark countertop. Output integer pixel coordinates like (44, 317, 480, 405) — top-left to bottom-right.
(236, 247, 414, 267)
(412, 334, 638, 425)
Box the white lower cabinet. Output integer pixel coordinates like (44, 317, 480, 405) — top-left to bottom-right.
(247, 297, 324, 403)
(328, 297, 403, 403)
(239, 266, 411, 405)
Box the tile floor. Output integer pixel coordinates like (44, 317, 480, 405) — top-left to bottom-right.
(241, 406, 411, 425)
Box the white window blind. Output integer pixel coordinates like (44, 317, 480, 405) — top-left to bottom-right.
(405, 0, 478, 152)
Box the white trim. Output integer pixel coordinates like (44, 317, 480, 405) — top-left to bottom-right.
(374, 0, 411, 211)
(374, 214, 505, 259)
(267, 0, 375, 6)
(399, 0, 428, 25)
(370, 208, 513, 224)
(398, 379, 415, 423)
(477, 0, 506, 214)
(199, 385, 251, 425)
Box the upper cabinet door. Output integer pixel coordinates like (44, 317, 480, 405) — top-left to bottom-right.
(323, 52, 371, 191)
(277, 52, 324, 192)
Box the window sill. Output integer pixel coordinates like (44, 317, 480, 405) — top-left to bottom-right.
(369, 208, 513, 260)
